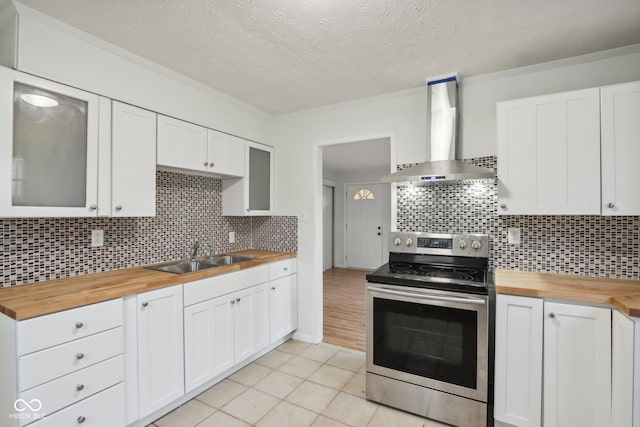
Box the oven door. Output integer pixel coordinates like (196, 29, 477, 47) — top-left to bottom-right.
(366, 284, 488, 402)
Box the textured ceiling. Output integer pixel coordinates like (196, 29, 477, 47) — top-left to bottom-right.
(14, 0, 640, 114)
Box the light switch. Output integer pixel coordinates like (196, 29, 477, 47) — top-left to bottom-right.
(91, 230, 104, 247)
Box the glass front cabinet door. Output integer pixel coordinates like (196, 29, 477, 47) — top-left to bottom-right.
(0, 67, 100, 217)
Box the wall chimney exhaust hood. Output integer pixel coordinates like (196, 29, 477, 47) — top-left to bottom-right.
(381, 76, 494, 185)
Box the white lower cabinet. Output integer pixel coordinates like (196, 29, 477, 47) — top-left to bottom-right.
(184, 294, 234, 393)
(0, 299, 124, 427)
(495, 295, 627, 427)
(612, 310, 635, 427)
(543, 302, 611, 427)
(270, 274, 297, 342)
(183, 282, 270, 393)
(136, 285, 184, 418)
(233, 283, 270, 363)
(494, 295, 543, 427)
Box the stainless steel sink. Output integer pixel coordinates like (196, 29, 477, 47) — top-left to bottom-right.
(146, 260, 219, 274)
(200, 255, 254, 265)
(146, 255, 254, 274)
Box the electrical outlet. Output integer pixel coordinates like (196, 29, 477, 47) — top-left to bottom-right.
(91, 230, 104, 248)
(508, 228, 521, 245)
(229, 231, 235, 244)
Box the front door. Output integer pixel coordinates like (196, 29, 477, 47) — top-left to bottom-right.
(345, 183, 383, 269)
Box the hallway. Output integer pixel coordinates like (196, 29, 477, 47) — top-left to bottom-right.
(323, 268, 368, 352)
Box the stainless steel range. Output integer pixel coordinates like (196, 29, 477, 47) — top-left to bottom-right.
(365, 232, 494, 427)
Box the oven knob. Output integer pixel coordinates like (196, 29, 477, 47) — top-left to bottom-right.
(458, 240, 468, 249)
(471, 240, 482, 250)
(405, 238, 413, 247)
(393, 237, 402, 246)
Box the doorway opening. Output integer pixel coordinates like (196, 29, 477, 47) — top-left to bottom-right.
(320, 137, 392, 351)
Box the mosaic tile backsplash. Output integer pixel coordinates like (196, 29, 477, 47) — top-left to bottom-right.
(0, 171, 298, 286)
(397, 156, 640, 280)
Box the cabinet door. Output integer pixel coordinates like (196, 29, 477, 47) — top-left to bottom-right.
(612, 310, 634, 427)
(494, 295, 543, 427)
(111, 101, 156, 217)
(156, 115, 207, 172)
(270, 274, 298, 342)
(601, 81, 640, 215)
(233, 283, 270, 363)
(247, 142, 274, 214)
(543, 302, 611, 427)
(0, 67, 100, 217)
(137, 285, 184, 418)
(207, 130, 244, 177)
(184, 295, 234, 393)
(497, 88, 600, 215)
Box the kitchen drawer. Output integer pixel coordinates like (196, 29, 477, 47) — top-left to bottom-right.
(17, 299, 123, 356)
(34, 383, 124, 427)
(18, 327, 122, 391)
(18, 356, 123, 427)
(269, 259, 297, 280)
(184, 264, 269, 306)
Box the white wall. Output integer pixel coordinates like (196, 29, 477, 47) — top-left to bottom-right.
(274, 45, 640, 343)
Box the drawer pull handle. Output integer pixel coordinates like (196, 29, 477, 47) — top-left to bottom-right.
(76, 353, 85, 360)
(76, 384, 84, 391)
(77, 415, 86, 423)
(75, 322, 84, 329)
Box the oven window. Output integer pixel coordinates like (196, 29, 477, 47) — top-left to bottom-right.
(373, 297, 477, 389)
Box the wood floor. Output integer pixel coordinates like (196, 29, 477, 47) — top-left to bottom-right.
(323, 268, 369, 352)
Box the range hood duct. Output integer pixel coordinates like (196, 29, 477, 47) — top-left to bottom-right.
(381, 76, 494, 185)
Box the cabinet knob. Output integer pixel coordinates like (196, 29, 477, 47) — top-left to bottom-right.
(89, 205, 97, 212)
(607, 202, 615, 208)
(500, 204, 507, 210)
(230, 300, 235, 305)
(283, 267, 288, 271)
(115, 205, 122, 212)
(141, 302, 148, 308)
(271, 287, 276, 290)
(76, 384, 85, 392)
(204, 161, 209, 167)
(236, 297, 241, 302)
(75, 322, 84, 329)
(210, 162, 214, 167)
(548, 312, 555, 319)
(77, 416, 86, 424)
(75, 353, 84, 360)
(246, 208, 250, 212)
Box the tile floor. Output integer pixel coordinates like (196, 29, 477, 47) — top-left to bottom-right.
(150, 339, 447, 427)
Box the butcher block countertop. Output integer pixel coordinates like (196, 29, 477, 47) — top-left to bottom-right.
(495, 270, 640, 317)
(0, 250, 296, 320)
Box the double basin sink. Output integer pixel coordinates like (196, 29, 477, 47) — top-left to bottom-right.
(147, 255, 254, 274)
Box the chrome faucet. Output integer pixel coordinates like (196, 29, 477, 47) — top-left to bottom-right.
(190, 241, 199, 260)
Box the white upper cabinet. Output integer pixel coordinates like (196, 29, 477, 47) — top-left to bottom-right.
(157, 115, 244, 178)
(110, 101, 156, 217)
(222, 141, 274, 216)
(157, 115, 208, 172)
(497, 88, 601, 215)
(601, 81, 640, 216)
(207, 129, 245, 177)
(0, 67, 101, 217)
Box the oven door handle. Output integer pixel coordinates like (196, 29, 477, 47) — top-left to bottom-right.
(367, 286, 486, 305)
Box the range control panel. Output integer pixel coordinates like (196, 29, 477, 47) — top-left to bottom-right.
(389, 232, 489, 258)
